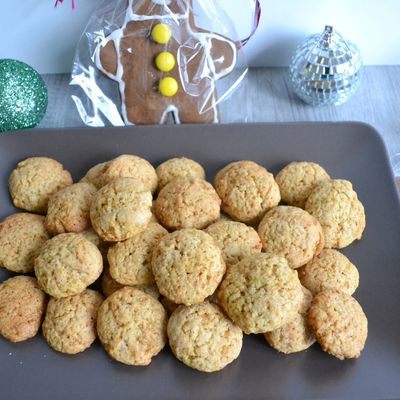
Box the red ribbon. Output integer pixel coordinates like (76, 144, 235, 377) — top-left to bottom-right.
(237, 0, 261, 48)
(54, 0, 75, 10)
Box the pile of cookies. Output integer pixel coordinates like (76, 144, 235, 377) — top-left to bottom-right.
(0, 155, 368, 372)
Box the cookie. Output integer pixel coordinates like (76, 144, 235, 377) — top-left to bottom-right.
(42, 289, 104, 354)
(298, 249, 359, 296)
(205, 220, 262, 267)
(97, 287, 168, 365)
(167, 302, 243, 372)
(305, 179, 366, 248)
(308, 289, 368, 360)
(101, 267, 160, 299)
(96, 0, 237, 124)
(160, 296, 179, 315)
(46, 182, 97, 235)
(0, 276, 47, 342)
(0, 213, 50, 273)
(218, 253, 303, 334)
(155, 177, 221, 230)
(275, 162, 331, 208)
(264, 287, 316, 354)
(96, 155, 158, 193)
(215, 161, 281, 224)
(80, 162, 108, 188)
(108, 222, 168, 285)
(34, 233, 103, 298)
(257, 206, 324, 269)
(78, 228, 109, 259)
(156, 157, 206, 191)
(151, 229, 225, 305)
(90, 177, 153, 242)
(9, 157, 73, 213)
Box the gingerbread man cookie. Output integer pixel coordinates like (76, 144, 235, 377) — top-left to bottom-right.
(96, 0, 237, 124)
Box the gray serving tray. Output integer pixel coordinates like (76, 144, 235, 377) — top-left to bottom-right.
(0, 123, 399, 400)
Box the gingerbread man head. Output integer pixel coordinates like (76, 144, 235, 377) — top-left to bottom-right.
(96, 0, 237, 124)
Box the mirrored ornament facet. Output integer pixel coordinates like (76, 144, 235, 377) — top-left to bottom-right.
(289, 26, 363, 106)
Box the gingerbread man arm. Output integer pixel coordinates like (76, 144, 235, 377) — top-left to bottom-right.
(96, 36, 119, 80)
(207, 34, 237, 80)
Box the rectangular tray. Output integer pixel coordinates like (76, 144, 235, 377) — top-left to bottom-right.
(1, 123, 400, 400)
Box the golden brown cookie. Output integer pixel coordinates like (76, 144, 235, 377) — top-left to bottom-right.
(90, 177, 153, 242)
(97, 155, 158, 193)
(305, 179, 366, 249)
(42, 289, 104, 354)
(154, 177, 221, 230)
(205, 220, 262, 267)
(0, 213, 50, 273)
(214, 161, 281, 224)
(156, 157, 206, 191)
(275, 162, 331, 208)
(0, 276, 47, 342)
(80, 162, 109, 188)
(78, 228, 109, 259)
(168, 302, 243, 372)
(258, 206, 324, 269)
(218, 253, 303, 334)
(46, 182, 97, 235)
(97, 287, 168, 365)
(108, 222, 168, 286)
(9, 157, 73, 213)
(152, 229, 225, 305)
(101, 267, 160, 299)
(264, 287, 316, 354)
(298, 249, 359, 296)
(34, 233, 103, 298)
(308, 289, 368, 360)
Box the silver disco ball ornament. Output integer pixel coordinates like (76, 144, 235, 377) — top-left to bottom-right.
(289, 26, 363, 106)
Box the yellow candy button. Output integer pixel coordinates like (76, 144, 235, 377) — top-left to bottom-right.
(151, 23, 172, 45)
(155, 52, 176, 72)
(159, 77, 178, 97)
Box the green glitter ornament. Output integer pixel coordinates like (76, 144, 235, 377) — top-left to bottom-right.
(0, 59, 48, 132)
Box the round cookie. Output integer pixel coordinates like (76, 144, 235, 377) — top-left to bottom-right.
(308, 289, 368, 359)
(264, 287, 316, 354)
(0, 276, 47, 342)
(0, 213, 50, 273)
(156, 157, 206, 191)
(101, 267, 160, 299)
(168, 302, 243, 372)
(205, 220, 262, 267)
(79, 227, 109, 259)
(97, 155, 158, 193)
(46, 182, 97, 235)
(151, 229, 225, 305)
(90, 177, 153, 242)
(42, 289, 104, 354)
(97, 287, 168, 365)
(258, 206, 325, 269)
(275, 162, 331, 208)
(218, 253, 303, 334)
(34, 233, 103, 298)
(80, 162, 108, 188)
(9, 157, 73, 213)
(298, 249, 359, 296)
(108, 222, 168, 286)
(154, 177, 221, 230)
(305, 179, 366, 249)
(215, 161, 281, 224)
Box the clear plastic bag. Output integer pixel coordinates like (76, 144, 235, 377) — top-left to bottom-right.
(70, 0, 252, 126)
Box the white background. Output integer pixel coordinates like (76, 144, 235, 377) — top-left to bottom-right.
(0, 0, 399, 73)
